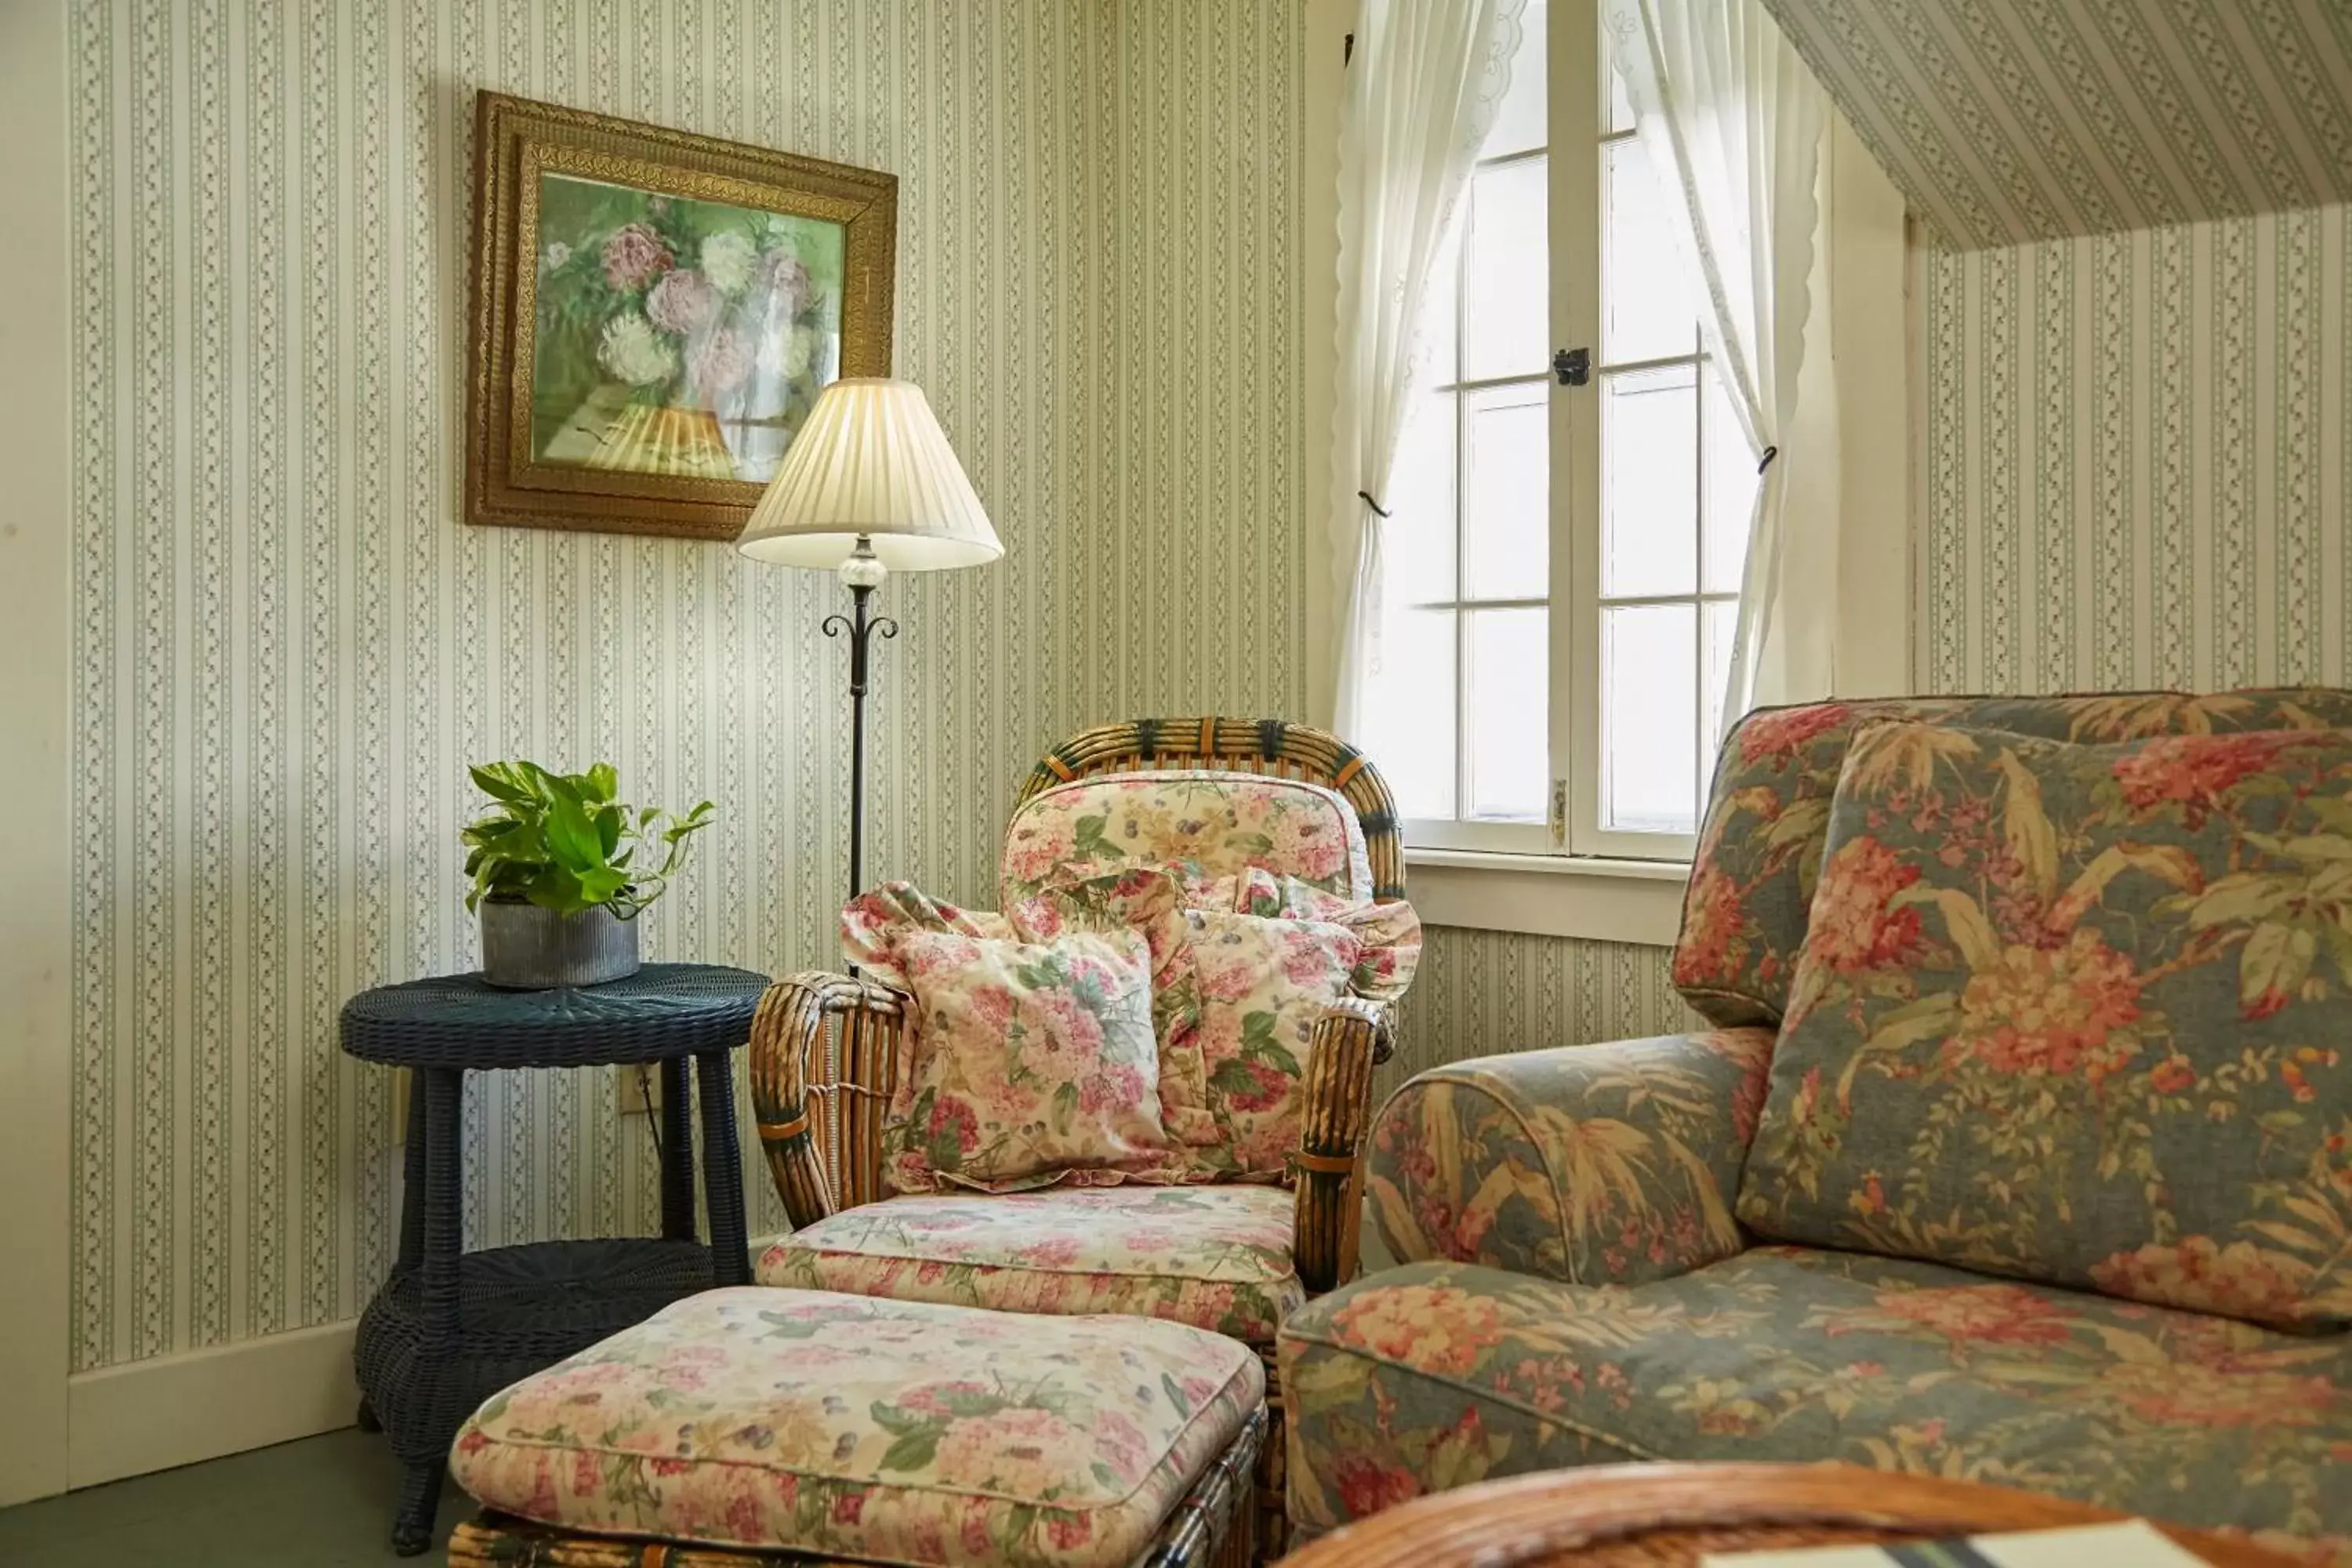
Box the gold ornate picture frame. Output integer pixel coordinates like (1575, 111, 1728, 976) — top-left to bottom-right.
(466, 91, 898, 540)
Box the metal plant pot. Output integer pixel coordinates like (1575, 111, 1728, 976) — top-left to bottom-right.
(478, 899, 642, 989)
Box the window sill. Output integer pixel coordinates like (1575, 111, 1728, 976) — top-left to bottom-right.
(1403, 846, 1690, 947)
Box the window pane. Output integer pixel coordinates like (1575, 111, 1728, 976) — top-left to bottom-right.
(1701, 369, 1758, 594)
(1465, 607, 1548, 821)
(1463, 383, 1548, 599)
(1464, 158, 1548, 382)
(1606, 62, 1635, 135)
(1374, 606, 1458, 820)
(1602, 140, 1697, 364)
(1421, 210, 1463, 387)
(1601, 364, 1697, 597)
(1486, 0, 1548, 158)
(1603, 603, 1697, 834)
(1700, 598, 1738, 791)
(1388, 393, 1458, 603)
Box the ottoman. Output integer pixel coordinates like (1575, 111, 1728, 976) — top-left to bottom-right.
(445, 1287, 1266, 1567)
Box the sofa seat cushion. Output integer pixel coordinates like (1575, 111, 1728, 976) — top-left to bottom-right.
(452, 1287, 1263, 1567)
(1279, 1248, 2352, 1560)
(757, 1185, 1303, 1344)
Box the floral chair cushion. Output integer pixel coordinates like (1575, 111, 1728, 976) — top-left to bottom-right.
(854, 919, 1188, 1195)
(1678, 688, 2352, 1029)
(452, 1287, 1264, 1567)
(1737, 723, 2352, 1330)
(1002, 770, 1374, 909)
(1277, 1248, 2352, 1562)
(1186, 909, 1363, 1181)
(756, 1185, 1304, 1343)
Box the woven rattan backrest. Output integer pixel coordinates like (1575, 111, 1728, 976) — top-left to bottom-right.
(1013, 718, 1404, 901)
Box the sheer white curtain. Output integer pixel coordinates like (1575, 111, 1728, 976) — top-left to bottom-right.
(1604, 0, 1830, 723)
(1330, 0, 1528, 742)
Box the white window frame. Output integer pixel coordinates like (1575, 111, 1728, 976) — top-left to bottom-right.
(1399, 0, 1717, 868)
(1381, 31, 1915, 946)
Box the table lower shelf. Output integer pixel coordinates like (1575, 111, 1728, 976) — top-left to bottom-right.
(354, 1237, 716, 1463)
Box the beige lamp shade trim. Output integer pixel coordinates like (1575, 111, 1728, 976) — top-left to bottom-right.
(735, 377, 1004, 572)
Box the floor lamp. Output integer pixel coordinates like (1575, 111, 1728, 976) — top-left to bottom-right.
(735, 377, 1004, 902)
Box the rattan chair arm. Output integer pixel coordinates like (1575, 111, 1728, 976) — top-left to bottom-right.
(748, 971, 907, 1228)
(1290, 997, 1391, 1295)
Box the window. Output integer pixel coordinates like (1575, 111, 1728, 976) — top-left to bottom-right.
(1363, 0, 1758, 862)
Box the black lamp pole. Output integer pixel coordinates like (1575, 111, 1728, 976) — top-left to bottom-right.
(820, 536, 896, 904)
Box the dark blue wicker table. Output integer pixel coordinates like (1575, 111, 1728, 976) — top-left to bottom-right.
(339, 961, 768, 1555)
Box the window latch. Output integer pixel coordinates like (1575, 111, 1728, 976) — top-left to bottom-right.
(1552, 347, 1591, 387)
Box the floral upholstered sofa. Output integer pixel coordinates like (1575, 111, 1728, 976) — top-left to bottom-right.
(1279, 690, 2352, 1563)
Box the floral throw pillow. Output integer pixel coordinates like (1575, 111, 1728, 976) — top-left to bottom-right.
(884, 927, 1187, 1194)
(1220, 867, 1424, 1001)
(1008, 866, 1218, 1149)
(1738, 722, 2352, 1330)
(841, 887, 1187, 1194)
(1186, 909, 1364, 1181)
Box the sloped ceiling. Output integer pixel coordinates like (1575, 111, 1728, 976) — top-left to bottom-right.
(1762, 0, 2352, 249)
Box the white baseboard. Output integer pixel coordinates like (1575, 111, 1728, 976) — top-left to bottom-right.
(67, 1320, 360, 1490)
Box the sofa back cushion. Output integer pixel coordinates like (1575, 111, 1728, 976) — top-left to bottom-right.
(1736, 720, 2352, 1330)
(1675, 688, 2352, 1028)
(1000, 768, 1373, 909)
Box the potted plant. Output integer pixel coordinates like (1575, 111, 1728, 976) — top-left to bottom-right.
(462, 760, 714, 989)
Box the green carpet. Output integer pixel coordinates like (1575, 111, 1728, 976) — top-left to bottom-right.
(0, 1429, 470, 1566)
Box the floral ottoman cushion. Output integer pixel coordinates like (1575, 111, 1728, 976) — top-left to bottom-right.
(1737, 722, 2352, 1329)
(756, 1184, 1304, 1342)
(451, 1287, 1265, 1567)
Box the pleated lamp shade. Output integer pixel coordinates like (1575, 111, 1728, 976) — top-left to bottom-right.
(735, 378, 1003, 572)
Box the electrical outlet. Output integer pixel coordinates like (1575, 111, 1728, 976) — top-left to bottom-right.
(622, 1063, 663, 1117)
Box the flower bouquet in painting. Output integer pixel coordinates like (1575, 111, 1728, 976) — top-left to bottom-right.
(529, 175, 847, 484)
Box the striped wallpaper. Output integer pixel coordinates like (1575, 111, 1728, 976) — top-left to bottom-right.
(67, 0, 1305, 1374)
(1384, 929, 1692, 1099)
(1764, 0, 2352, 249)
(1920, 201, 2352, 693)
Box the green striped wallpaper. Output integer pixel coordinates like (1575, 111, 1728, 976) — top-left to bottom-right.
(67, 0, 1305, 1374)
(1764, 0, 2352, 249)
(1384, 929, 1690, 1100)
(1920, 201, 2352, 692)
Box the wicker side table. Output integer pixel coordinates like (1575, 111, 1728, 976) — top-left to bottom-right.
(341, 961, 768, 1556)
(1273, 1464, 2306, 1567)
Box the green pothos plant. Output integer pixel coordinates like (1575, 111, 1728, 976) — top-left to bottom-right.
(462, 760, 714, 918)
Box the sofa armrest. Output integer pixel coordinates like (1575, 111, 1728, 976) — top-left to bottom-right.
(1365, 1027, 1775, 1286)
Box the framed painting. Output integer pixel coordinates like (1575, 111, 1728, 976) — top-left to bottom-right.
(466, 91, 897, 539)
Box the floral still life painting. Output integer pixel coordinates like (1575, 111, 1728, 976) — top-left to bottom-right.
(528, 176, 844, 485)
(467, 92, 896, 540)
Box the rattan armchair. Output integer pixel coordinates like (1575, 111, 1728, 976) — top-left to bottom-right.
(745, 718, 1407, 1554)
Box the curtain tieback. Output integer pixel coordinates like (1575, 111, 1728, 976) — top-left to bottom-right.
(1756, 445, 1779, 475)
(1357, 489, 1392, 518)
